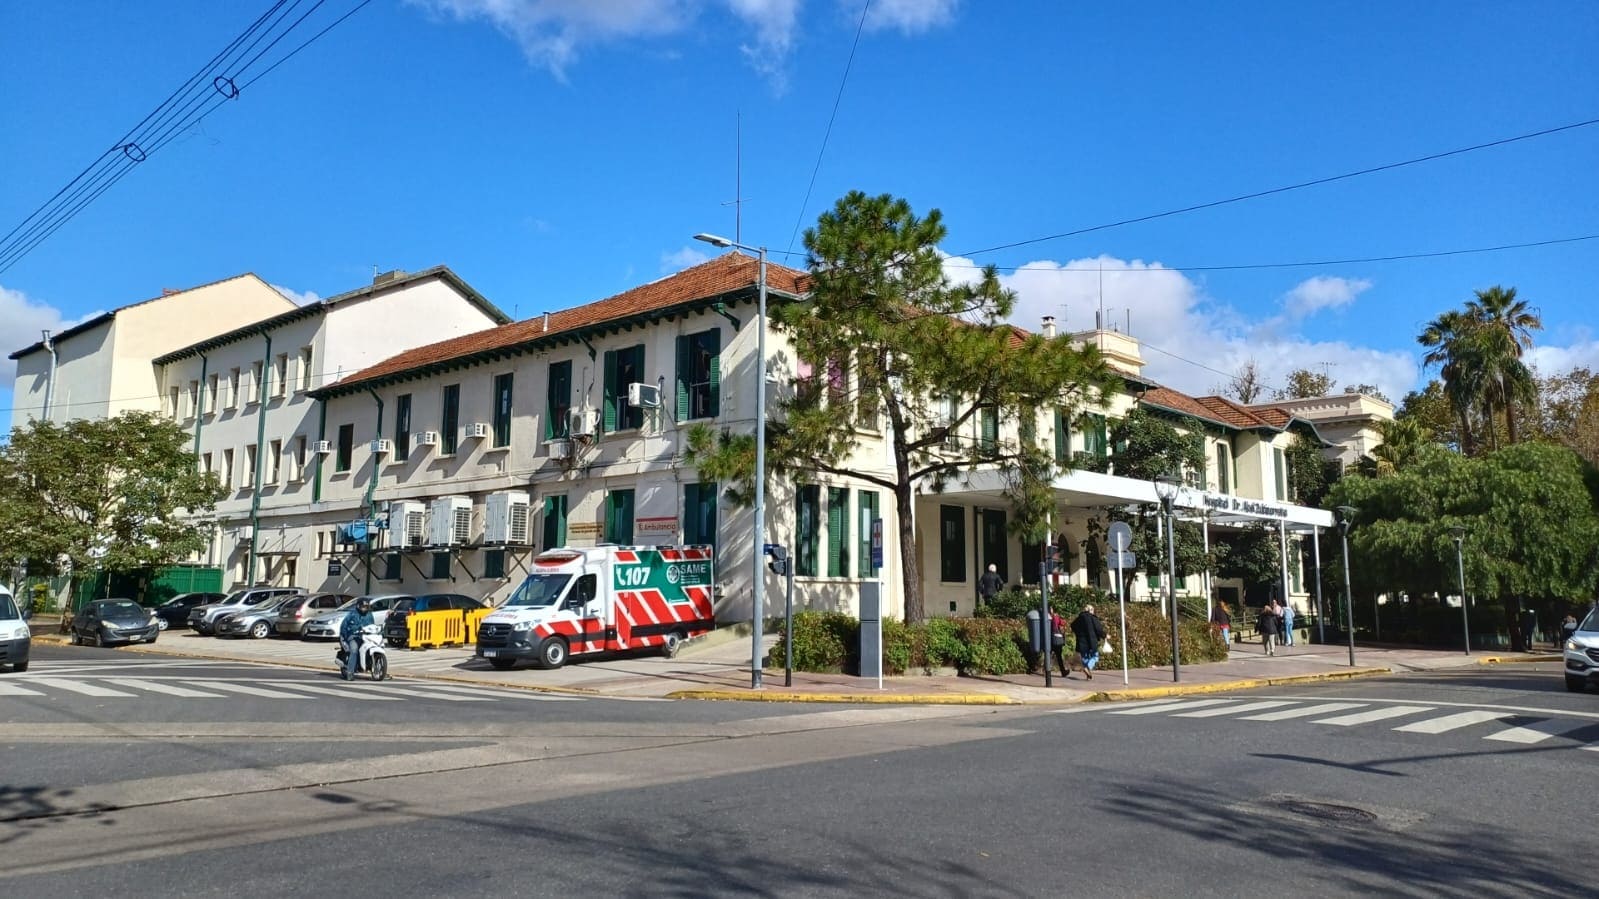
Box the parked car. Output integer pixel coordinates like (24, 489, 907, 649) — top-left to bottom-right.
(151, 592, 226, 631)
(72, 598, 160, 647)
(188, 587, 305, 635)
(1563, 605, 1599, 693)
(383, 593, 484, 647)
(302, 595, 404, 641)
(216, 596, 306, 639)
(273, 593, 354, 636)
(0, 585, 30, 672)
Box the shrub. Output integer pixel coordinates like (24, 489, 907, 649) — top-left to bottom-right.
(774, 610, 856, 672)
(954, 618, 1030, 675)
(881, 617, 913, 675)
(921, 616, 968, 671)
(977, 583, 1114, 621)
(1094, 602, 1228, 669)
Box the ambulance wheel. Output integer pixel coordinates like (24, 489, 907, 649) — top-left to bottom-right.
(370, 655, 388, 682)
(536, 637, 568, 669)
(661, 631, 684, 659)
(489, 658, 516, 670)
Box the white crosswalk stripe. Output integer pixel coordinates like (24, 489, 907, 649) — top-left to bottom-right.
(1312, 705, 1434, 726)
(1, 673, 591, 705)
(1239, 701, 1366, 721)
(100, 678, 227, 698)
(186, 680, 316, 699)
(1108, 699, 1235, 715)
(338, 682, 498, 702)
(24, 677, 137, 698)
(267, 682, 404, 701)
(1394, 710, 1513, 734)
(0, 681, 47, 697)
(1173, 700, 1296, 718)
(1483, 719, 1595, 745)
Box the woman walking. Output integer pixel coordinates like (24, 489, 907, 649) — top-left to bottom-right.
(1072, 604, 1107, 679)
(1211, 601, 1232, 649)
(1258, 602, 1279, 656)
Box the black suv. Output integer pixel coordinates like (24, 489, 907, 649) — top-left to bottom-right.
(151, 592, 226, 630)
(382, 593, 484, 647)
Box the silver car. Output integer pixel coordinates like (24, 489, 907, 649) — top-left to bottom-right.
(1564, 605, 1599, 693)
(188, 587, 305, 635)
(301, 595, 404, 641)
(273, 593, 353, 636)
(215, 596, 304, 640)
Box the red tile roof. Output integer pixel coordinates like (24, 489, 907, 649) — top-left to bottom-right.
(1143, 385, 1309, 433)
(317, 253, 808, 396)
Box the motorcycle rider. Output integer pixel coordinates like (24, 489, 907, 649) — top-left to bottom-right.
(339, 598, 376, 681)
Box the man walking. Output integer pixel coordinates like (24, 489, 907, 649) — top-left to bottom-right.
(977, 564, 1003, 611)
(1071, 604, 1107, 678)
(1520, 606, 1538, 651)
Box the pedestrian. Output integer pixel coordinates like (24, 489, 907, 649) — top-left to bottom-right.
(1211, 601, 1232, 649)
(1280, 601, 1296, 647)
(1257, 602, 1278, 656)
(977, 564, 1003, 610)
(1071, 604, 1107, 679)
(1559, 613, 1578, 647)
(1520, 607, 1538, 651)
(1048, 608, 1070, 678)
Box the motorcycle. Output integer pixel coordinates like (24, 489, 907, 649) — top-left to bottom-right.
(334, 623, 390, 681)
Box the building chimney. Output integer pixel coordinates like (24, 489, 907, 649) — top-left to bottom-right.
(1041, 315, 1056, 338)
(162, 288, 180, 296)
(372, 269, 405, 286)
(542, 312, 550, 332)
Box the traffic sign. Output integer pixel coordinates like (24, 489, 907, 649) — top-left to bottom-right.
(1107, 550, 1137, 570)
(1107, 521, 1133, 552)
(870, 518, 884, 570)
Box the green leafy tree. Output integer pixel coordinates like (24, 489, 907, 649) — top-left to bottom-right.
(1095, 408, 1212, 583)
(1467, 285, 1542, 444)
(1397, 380, 1462, 452)
(1418, 309, 1483, 455)
(0, 412, 225, 608)
(1285, 432, 1339, 507)
(1531, 366, 1599, 467)
(1344, 384, 1391, 403)
(1361, 416, 1433, 476)
(690, 192, 1113, 621)
(1277, 368, 1336, 400)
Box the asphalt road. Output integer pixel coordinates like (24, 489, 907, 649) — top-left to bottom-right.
(4, 647, 1594, 897)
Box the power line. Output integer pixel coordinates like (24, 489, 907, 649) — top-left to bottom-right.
(784, 0, 872, 256)
(956, 116, 1599, 258)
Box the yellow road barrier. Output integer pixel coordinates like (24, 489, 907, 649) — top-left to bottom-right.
(406, 609, 466, 649)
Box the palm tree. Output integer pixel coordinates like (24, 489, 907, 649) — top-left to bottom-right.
(1466, 285, 1542, 443)
(1418, 309, 1480, 455)
(1369, 417, 1433, 475)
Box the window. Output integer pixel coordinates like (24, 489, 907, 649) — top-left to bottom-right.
(272, 354, 288, 398)
(827, 487, 850, 577)
(227, 368, 240, 409)
(1215, 441, 1232, 494)
(267, 439, 281, 485)
(939, 505, 967, 582)
(293, 436, 307, 482)
(168, 387, 181, 419)
(603, 344, 646, 432)
(430, 551, 451, 580)
(856, 491, 880, 578)
(1021, 538, 1042, 585)
(248, 361, 263, 404)
(1053, 409, 1071, 463)
(187, 381, 199, 419)
(395, 394, 412, 462)
(855, 348, 882, 427)
(1019, 410, 1036, 448)
(795, 485, 820, 577)
(336, 423, 354, 472)
(223, 449, 234, 487)
(492, 373, 513, 447)
(378, 554, 401, 581)
(605, 489, 635, 544)
(299, 347, 313, 392)
(942, 395, 960, 449)
(1274, 447, 1289, 500)
(201, 452, 213, 476)
(484, 549, 507, 579)
(206, 374, 218, 413)
(979, 405, 998, 453)
(826, 356, 850, 408)
(244, 444, 258, 488)
(441, 384, 460, 454)
(683, 482, 718, 550)
(542, 495, 568, 549)
(675, 329, 720, 421)
(1082, 413, 1108, 457)
(546, 360, 572, 438)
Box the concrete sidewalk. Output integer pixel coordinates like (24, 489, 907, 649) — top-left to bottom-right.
(33, 620, 1563, 704)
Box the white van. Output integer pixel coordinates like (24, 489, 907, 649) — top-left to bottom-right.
(0, 585, 30, 673)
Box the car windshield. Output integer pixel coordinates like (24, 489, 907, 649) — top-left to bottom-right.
(221, 590, 252, 604)
(503, 574, 572, 609)
(0, 595, 18, 619)
(99, 601, 145, 616)
(391, 599, 415, 613)
(1580, 608, 1599, 633)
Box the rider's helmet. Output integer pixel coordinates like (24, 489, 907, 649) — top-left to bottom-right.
(356, 598, 371, 612)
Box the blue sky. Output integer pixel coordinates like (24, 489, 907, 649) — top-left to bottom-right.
(4, 0, 1597, 419)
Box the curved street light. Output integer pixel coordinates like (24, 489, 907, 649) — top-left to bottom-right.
(1154, 474, 1181, 682)
(1449, 525, 1469, 655)
(1336, 505, 1358, 667)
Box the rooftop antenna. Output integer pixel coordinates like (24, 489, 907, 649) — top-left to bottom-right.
(1097, 261, 1106, 353)
(720, 112, 751, 247)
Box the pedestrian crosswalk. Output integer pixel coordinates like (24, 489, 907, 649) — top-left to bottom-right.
(0, 672, 585, 704)
(1077, 697, 1599, 751)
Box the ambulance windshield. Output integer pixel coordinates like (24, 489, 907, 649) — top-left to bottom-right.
(504, 573, 572, 608)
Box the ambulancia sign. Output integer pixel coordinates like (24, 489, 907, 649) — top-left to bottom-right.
(1201, 494, 1289, 519)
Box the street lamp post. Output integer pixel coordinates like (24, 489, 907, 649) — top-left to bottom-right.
(1336, 506, 1357, 667)
(1155, 475, 1181, 682)
(1450, 525, 1469, 655)
(694, 233, 768, 689)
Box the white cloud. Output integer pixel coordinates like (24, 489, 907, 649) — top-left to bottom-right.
(1282, 275, 1372, 318)
(411, 0, 693, 78)
(860, 0, 959, 33)
(0, 283, 73, 385)
(1529, 334, 1599, 377)
(271, 284, 321, 306)
(941, 253, 1419, 403)
(727, 0, 802, 91)
(661, 245, 712, 271)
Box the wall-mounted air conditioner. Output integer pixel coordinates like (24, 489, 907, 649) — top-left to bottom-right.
(428, 496, 474, 546)
(370, 438, 393, 455)
(465, 422, 490, 440)
(391, 500, 427, 549)
(312, 440, 333, 454)
(416, 431, 439, 447)
(547, 438, 572, 460)
(568, 408, 598, 440)
(485, 491, 531, 545)
(235, 525, 254, 540)
(627, 382, 661, 408)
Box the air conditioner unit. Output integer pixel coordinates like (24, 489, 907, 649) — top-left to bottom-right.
(235, 525, 254, 540)
(428, 496, 474, 546)
(391, 500, 427, 549)
(485, 491, 531, 544)
(546, 438, 572, 460)
(465, 422, 490, 440)
(627, 382, 661, 408)
(567, 408, 598, 440)
(415, 430, 439, 447)
(370, 438, 393, 455)
(312, 440, 333, 455)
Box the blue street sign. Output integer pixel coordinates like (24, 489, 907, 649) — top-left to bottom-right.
(763, 543, 781, 556)
(870, 518, 884, 569)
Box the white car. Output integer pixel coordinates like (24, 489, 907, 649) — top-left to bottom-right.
(0, 585, 30, 672)
(1564, 606, 1599, 693)
(300, 595, 403, 641)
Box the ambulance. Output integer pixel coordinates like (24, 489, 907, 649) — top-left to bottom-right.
(475, 545, 715, 670)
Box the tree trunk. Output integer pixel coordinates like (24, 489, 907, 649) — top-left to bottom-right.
(895, 482, 922, 623)
(1505, 397, 1519, 444)
(1458, 409, 1475, 456)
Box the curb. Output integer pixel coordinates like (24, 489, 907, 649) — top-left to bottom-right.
(1475, 654, 1563, 666)
(1083, 667, 1394, 703)
(667, 690, 1017, 705)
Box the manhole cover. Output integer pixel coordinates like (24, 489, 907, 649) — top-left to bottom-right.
(1276, 799, 1379, 824)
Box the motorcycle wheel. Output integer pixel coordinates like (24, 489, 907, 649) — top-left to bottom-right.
(370, 654, 389, 681)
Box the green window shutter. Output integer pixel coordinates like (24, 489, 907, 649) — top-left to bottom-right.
(707, 330, 721, 417)
(543, 495, 567, 549)
(827, 487, 848, 577)
(675, 335, 690, 422)
(602, 350, 618, 433)
(980, 406, 998, 451)
(939, 505, 967, 582)
(546, 361, 570, 439)
(856, 490, 879, 578)
(614, 490, 635, 544)
(1021, 539, 1041, 585)
(1054, 409, 1069, 462)
(796, 485, 820, 577)
(1019, 411, 1035, 448)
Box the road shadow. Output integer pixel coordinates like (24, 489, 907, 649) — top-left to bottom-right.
(0, 785, 116, 847)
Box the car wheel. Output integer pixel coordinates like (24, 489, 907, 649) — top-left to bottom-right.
(661, 631, 685, 659)
(370, 654, 389, 681)
(156, 618, 169, 631)
(489, 658, 516, 671)
(12, 660, 27, 673)
(90, 631, 102, 648)
(249, 621, 270, 640)
(536, 637, 568, 670)
(1567, 675, 1587, 693)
